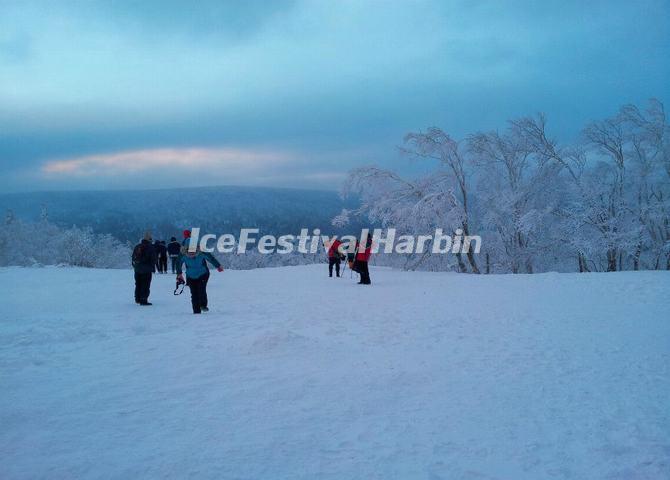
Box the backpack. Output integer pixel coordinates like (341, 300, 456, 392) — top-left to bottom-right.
(132, 243, 147, 267)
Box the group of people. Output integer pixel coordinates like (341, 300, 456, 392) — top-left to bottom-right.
(132, 229, 373, 314)
(151, 238, 182, 274)
(326, 236, 373, 285)
(131, 230, 223, 313)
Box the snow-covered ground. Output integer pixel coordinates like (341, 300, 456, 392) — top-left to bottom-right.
(1, 265, 669, 479)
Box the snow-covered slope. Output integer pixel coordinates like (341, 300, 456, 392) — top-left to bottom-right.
(1, 266, 669, 479)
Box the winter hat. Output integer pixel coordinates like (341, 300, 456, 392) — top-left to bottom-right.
(170, 236, 177, 242)
(183, 230, 191, 238)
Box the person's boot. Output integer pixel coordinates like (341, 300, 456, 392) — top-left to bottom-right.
(139, 301, 152, 306)
(201, 306, 209, 312)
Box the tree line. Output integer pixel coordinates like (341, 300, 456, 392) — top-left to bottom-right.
(0, 209, 324, 270)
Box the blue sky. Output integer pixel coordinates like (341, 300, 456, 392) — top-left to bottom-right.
(1, 0, 668, 192)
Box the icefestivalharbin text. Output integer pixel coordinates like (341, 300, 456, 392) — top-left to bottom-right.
(186, 227, 482, 255)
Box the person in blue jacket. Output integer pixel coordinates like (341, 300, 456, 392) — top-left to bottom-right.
(176, 247, 224, 314)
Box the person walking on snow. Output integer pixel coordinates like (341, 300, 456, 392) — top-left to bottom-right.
(132, 232, 158, 305)
(176, 248, 224, 314)
(327, 238, 345, 277)
(154, 239, 163, 273)
(353, 235, 373, 285)
(157, 240, 168, 273)
(167, 236, 181, 274)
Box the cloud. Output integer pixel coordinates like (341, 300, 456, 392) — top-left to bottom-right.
(1, 0, 668, 192)
(41, 147, 291, 177)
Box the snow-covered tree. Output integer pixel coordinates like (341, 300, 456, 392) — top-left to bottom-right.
(468, 123, 561, 273)
(617, 99, 670, 269)
(338, 99, 669, 273)
(339, 166, 467, 271)
(0, 217, 131, 268)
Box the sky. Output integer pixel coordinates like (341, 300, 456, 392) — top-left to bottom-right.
(1, 0, 668, 193)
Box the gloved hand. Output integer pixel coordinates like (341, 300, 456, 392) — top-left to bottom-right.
(177, 274, 185, 283)
(217, 266, 224, 272)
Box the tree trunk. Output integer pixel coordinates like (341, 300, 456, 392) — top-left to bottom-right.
(578, 253, 590, 273)
(461, 222, 480, 274)
(606, 249, 617, 272)
(466, 249, 480, 274)
(485, 252, 490, 274)
(455, 252, 467, 273)
(525, 257, 533, 274)
(633, 244, 641, 271)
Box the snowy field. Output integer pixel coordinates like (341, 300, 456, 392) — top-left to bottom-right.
(1, 265, 669, 479)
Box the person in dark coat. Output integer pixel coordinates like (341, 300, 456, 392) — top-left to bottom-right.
(176, 248, 224, 314)
(154, 240, 162, 273)
(327, 239, 344, 277)
(132, 232, 158, 305)
(167, 237, 181, 274)
(158, 241, 168, 273)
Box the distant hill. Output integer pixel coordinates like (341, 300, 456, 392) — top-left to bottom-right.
(0, 186, 362, 243)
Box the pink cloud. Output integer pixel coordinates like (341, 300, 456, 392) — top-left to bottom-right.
(41, 147, 291, 176)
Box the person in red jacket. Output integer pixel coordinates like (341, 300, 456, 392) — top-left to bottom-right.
(181, 229, 192, 247)
(327, 239, 345, 277)
(354, 236, 373, 285)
